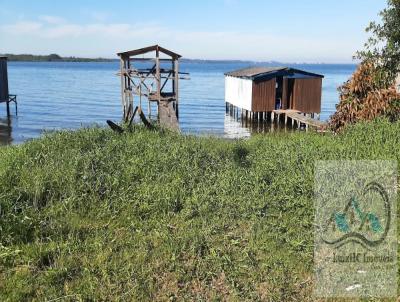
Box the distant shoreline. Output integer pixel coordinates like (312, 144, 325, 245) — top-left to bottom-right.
(2, 53, 356, 65)
(1, 54, 115, 62)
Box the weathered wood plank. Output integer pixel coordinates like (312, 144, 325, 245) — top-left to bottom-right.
(158, 100, 180, 132)
(107, 120, 124, 134)
(273, 109, 327, 129)
(138, 108, 154, 129)
(128, 106, 139, 128)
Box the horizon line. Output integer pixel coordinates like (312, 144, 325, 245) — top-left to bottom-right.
(2, 53, 358, 65)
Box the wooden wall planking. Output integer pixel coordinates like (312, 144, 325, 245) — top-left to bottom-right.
(252, 78, 276, 112)
(291, 78, 322, 113)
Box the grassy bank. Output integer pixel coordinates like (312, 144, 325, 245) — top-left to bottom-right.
(0, 120, 399, 301)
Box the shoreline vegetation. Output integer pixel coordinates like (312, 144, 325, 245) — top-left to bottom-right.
(0, 119, 399, 300)
(1, 53, 115, 62)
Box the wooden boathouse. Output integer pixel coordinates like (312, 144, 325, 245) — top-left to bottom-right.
(225, 67, 324, 129)
(117, 45, 189, 131)
(0, 56, 17, 116)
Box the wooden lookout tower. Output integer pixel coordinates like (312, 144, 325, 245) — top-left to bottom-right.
(0, 56, 17, 116)
(117, 45, 188, 131)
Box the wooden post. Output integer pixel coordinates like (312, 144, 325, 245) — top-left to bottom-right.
(156, 47, 162, 116)
(120, 57, 126, 119)
(124, 57, 131, 120)
(174, 58, 179, 118)
(6, 100, 10, 116)
(148, 99, 151, 117)
(139, 85, 142, 108)
(127, 59, 133, 117)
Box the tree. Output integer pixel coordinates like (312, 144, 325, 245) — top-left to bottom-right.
(48, 54, 62, 61)
(356, 0, 400, 87)
(329, 62, 400, 132)
(329, 0, 400, 132)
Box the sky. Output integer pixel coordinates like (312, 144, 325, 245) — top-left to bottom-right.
(0, 0, 387, 63)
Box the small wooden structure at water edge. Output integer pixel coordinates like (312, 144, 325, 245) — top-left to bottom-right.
(0, 56, 17, 116)
(117, 45, 189, 131)
(225, 67, 325, 130)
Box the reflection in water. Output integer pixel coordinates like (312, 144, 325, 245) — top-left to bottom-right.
(0, 116, 12, 145)
(224, 114, 251, 138)
(224, 113, 296, 139)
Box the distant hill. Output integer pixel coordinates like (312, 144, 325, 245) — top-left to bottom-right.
(2, 53, 115, 62)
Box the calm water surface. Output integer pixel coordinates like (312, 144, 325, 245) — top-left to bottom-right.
(1, 61, 356, 144)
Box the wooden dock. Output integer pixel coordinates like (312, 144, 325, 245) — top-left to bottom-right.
(273, 109, 326, 130)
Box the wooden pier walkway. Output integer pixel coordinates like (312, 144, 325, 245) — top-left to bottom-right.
(273, 109, 327, 130)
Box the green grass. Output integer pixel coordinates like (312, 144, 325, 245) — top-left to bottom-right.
(0, 119, 399, 301)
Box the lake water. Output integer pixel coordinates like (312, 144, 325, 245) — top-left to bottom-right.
(1, 61, 356, 144)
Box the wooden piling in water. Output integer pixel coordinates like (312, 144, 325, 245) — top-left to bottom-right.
(0, 57, 17, 116)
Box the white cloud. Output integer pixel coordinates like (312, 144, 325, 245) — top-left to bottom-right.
(0, 17, 359, 62)
(39, 15, 65, 25)
(90, 11, 111, 22)
(0, 19, 166, 38)
(1, 21, 42, 35)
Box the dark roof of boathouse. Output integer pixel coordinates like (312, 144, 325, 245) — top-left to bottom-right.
(225, 67, 324, 81)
